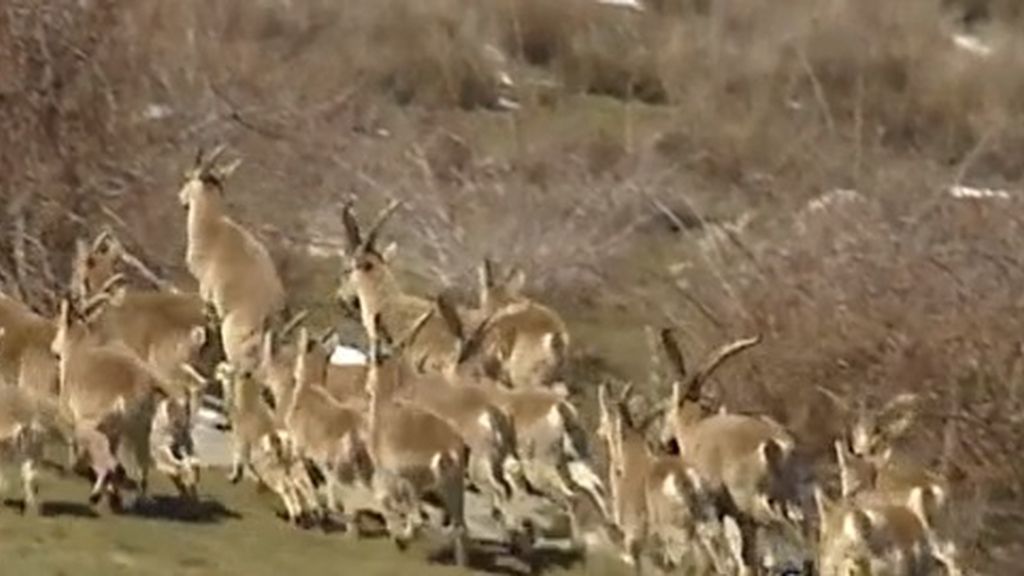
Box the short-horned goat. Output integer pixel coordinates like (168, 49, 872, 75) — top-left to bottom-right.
(214, 361, 320, 524)
(0, 328, 74, 514)
(281, 327, 374, 528)
(365, 312, 471, 566)
(824, 391, 964, 575)
(52, 290, 199, 509)
(596, 381, 724, 573)
(71, 231, 217, 418)
(471, 258, 570, 388)
(433, 296, 609, 546)
(179, 146, 286, 370)
(0, 293, 59, 397)
(815, 481, 947, 576)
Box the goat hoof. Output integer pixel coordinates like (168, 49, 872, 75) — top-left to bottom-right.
(107, 493, 124, 514)
(88, 491, 103, 506)
(393, 537, 409, 552)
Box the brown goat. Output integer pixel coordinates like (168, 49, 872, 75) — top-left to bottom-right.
(654, 330, 811, 574)
(179, 146, 286, 370)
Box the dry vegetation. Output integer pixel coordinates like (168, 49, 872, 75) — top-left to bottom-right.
(3, 0, 1024, 572)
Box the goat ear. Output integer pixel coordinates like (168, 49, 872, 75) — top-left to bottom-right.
(671, 380, 682, 409)
(189, 326, 207, 349)
(380, 241, 398, 262)
(213, 158, 242, 182)
(109, 284, 127, 307)
(296, 327, 312, 354)
(598, 383, 610, 420)
(759, 439, 785, 475)
(834, 439, 859, 498)
(878, 394, 919, 443)
(551, 382, 570, 398)
(504, 267, 526, 295)
(842, 509, 872, 543)
(813, 486, 833, 531)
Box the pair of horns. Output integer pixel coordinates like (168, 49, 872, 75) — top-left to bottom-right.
(193, 145, 242, 182)
(433, 292, 497, 365)
(662, 328, 762, 405)
(478, 258, 523, 290)
(64, 272, 127, 322)
(368, 307, 435, 362)
(342, 199, 401, 256)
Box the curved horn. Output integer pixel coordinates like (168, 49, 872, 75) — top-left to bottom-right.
(318, 328, 336, 346)
(202, 144, 228, 173)
(91, 272, 127, 299)
(661, 328, 687, 380)
(359, 199, 401, 254)
(341, 201, 362, 252)
(878, 392, 920, 421)
(618, 382, 635, 406)
(194, 146, 205, 169)
(435, 293, 464, 343)
(636, 402, 667, 433)
(396, 308, 435, 352)
(816, 385, 851, 415)
(278, 310, 309, 341)
(479, 258, 496, 290)
(91, 229, 115, 253)
(456, 303, 508, 365)
(680, 335, 761, 402)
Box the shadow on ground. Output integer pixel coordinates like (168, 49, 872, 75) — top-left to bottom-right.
(129, 495, 241, 524)
(3, 498, 100, 518)
(429, 539, 585, 576)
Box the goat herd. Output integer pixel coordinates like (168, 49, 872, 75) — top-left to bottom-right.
(0, 147, 966, 575)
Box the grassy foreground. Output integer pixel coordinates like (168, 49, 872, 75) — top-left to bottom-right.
(0, 466, 631, 576)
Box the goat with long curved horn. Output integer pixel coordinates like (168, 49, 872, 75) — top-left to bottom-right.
(359, 199, 402, 255)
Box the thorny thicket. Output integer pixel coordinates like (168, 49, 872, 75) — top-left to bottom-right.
(2, 0, 1024, 571)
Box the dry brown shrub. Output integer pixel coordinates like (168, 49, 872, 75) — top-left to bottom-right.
(3, 0, 1024, 569)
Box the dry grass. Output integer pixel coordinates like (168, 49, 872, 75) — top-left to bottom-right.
(3, 0, 1024, 572)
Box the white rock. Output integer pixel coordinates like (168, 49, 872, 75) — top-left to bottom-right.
(330, 344, 368, 366)
(596, 0, 644, 11)
(949, 185, 1011, 200)
(952, 33, 993, 58)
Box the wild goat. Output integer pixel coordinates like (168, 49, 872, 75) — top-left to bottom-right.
(433, 296, 609, 546)
(369, 298, 526, 539)
(654, 329, 811, 574)
(214, 362, 320, 525)
(472, 258, 571, 388)
(335, 200, 462, 374)
(815, 479, 948, 576)
(365, 312, 470, 566)
(0, 293, 59, 397)
(0, 328, 74, 514)
(825, 391, 964, 575)
(71, 231, 217, 416)
(281, 327, 374, 528)
(52, 290, 199, 509)
(179, 146, 286, 370)
(336, 202, 569, 389)
(259, 325, 366, 417)
(596, 381, 723, 572)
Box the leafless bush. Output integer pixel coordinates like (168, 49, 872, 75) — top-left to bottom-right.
(3, 0, 1024, 569)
